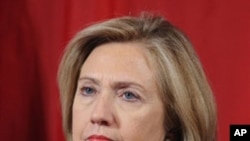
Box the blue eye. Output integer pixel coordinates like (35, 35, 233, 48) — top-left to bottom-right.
(82, 87, 95, 96)
(123, 91, 138, 101)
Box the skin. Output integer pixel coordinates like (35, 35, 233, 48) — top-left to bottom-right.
(72, 42, 165, 141)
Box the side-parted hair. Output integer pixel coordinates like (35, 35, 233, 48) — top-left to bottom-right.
(58, 13, 217, 141)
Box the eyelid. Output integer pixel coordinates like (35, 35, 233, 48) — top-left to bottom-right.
(119, 89, 141, 102)
(79, 86, 97, 96)
(78, 79, 97, 90)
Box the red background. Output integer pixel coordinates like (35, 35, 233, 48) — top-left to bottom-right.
(1, 0, 249, 141)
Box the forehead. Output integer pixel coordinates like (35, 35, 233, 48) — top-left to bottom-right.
(79, 42, 156, 83)
(88, 42, 151, 63)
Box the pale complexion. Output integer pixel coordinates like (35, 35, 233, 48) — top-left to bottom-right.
(72, 42, 165, 141)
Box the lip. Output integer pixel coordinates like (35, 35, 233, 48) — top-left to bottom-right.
(87, 135, 113, 141)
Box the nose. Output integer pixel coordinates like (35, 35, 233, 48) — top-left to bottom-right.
(90, 93, 116, 126)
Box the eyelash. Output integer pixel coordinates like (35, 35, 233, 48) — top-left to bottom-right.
(79, 86, 140, 102)
(80, 87, 96, 96)
(121, 91, 140, 102)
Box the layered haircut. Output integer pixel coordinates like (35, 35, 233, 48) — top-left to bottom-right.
(58, 13, 217, 141)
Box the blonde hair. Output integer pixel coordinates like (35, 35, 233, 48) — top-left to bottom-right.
(58, 13, 217, 141)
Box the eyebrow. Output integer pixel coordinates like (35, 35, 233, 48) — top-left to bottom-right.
(78, 76, 100, 85)
(78, 76, 145, 92)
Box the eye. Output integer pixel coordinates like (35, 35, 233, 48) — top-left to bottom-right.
(122, 91, 139, 101)
(81, 87, 96, 96)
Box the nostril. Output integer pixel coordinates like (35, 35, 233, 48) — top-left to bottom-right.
(99, 120, 109, 126)
(91, 118, 109, 126)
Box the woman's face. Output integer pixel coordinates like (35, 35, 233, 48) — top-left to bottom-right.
(72, 42, 165, 141)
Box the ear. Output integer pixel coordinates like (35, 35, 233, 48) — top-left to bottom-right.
(165, 127, 182, 141)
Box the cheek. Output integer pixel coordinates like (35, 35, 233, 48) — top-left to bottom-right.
(72, 99, 90, 140)
(118, 105, 165, 140)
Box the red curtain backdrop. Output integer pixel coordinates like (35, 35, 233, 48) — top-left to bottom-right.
(1, 0, 249, 141)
